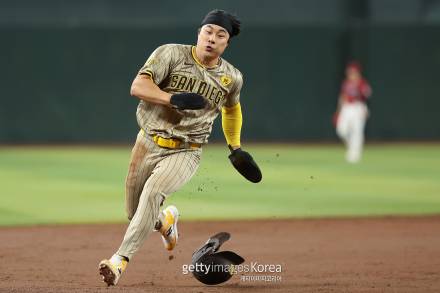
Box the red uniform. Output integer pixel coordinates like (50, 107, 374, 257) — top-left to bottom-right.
(336, 62, 372, 163)
(340, 78, 372, 103)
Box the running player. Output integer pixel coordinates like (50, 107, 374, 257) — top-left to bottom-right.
(98, 9, 250, 286)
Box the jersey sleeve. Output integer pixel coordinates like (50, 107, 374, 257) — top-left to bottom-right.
(224, 70, 243, 108)
(138, 44, 177, 85)
(360, 79, 372, 98)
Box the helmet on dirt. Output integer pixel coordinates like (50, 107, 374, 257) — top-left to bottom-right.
(191, 232, 245, 285)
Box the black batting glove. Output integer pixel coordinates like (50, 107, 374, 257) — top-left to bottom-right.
(170, 93, 207, 110)
(228, 145, 262, 183)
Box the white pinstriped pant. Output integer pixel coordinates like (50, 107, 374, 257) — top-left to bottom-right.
(117, 130, 201, 259)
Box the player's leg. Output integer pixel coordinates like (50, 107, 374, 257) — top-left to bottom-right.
(337, 105, 354, 162)
(125, 131, 159, 220)
(341, 105, 357, 162)
(346, 103, 366, 163)
(99, 132, 163, 286)
(336, 105, 350, 143)
(116, 148, 201, 260)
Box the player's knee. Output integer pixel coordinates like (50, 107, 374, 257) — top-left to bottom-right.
(146, 191, 162, 207)
(144, 190, 166, 217)
(126, 208, 135, 221)
(336, 125, 348, 138)
(336, 128, 344, 139)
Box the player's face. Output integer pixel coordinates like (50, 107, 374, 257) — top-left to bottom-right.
(197, 24, 230, 59)
(346, 68, 361, 81)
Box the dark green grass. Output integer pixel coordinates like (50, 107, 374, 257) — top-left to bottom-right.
(0, 143, 439, 226)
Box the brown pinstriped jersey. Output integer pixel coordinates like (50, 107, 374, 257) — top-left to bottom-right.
(136, 44, 243, 144)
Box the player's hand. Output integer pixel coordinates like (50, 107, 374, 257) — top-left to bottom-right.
(170, 93, 207, 110)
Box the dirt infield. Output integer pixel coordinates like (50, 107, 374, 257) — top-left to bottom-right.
(1, 217, 440, 293)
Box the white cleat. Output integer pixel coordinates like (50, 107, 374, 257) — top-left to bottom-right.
(98, 255, 128, 286)
(158, 205, 179, 251)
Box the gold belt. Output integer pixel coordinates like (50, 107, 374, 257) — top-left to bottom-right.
(141, 129, 201, 149)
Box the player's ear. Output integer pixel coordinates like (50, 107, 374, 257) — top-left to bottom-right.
(196, 27, 201, 42)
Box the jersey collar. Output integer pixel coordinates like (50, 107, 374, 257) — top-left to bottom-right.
(191, 46, 221, 70)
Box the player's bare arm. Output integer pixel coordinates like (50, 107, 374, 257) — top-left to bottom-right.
(130, 74, 207, 110)
(130, 74, 171, 106)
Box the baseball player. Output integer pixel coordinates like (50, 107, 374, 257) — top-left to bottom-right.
(334, 61, 372, 163)
(98, 9, 261, 286)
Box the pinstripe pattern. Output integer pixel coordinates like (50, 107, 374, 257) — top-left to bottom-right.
(136, 44, 243, 144)
(113, 43, 242, 261)
(117, 131, 201, 259)
(125, 131, 157, 220)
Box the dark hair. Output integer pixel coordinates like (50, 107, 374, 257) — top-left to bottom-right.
(347, 61, 362, 73)
(201, 9, 241, 38)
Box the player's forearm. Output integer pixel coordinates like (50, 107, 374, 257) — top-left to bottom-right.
(222, 103, 242, 149)
(130, 75, 171, 106)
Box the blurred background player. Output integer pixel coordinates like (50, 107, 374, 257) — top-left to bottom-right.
(334, 61, 372, 163)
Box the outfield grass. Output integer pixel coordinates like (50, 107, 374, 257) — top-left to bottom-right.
(0, 143, 439, 226)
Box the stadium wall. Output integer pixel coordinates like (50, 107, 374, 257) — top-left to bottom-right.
(1, 0, 439, 142)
